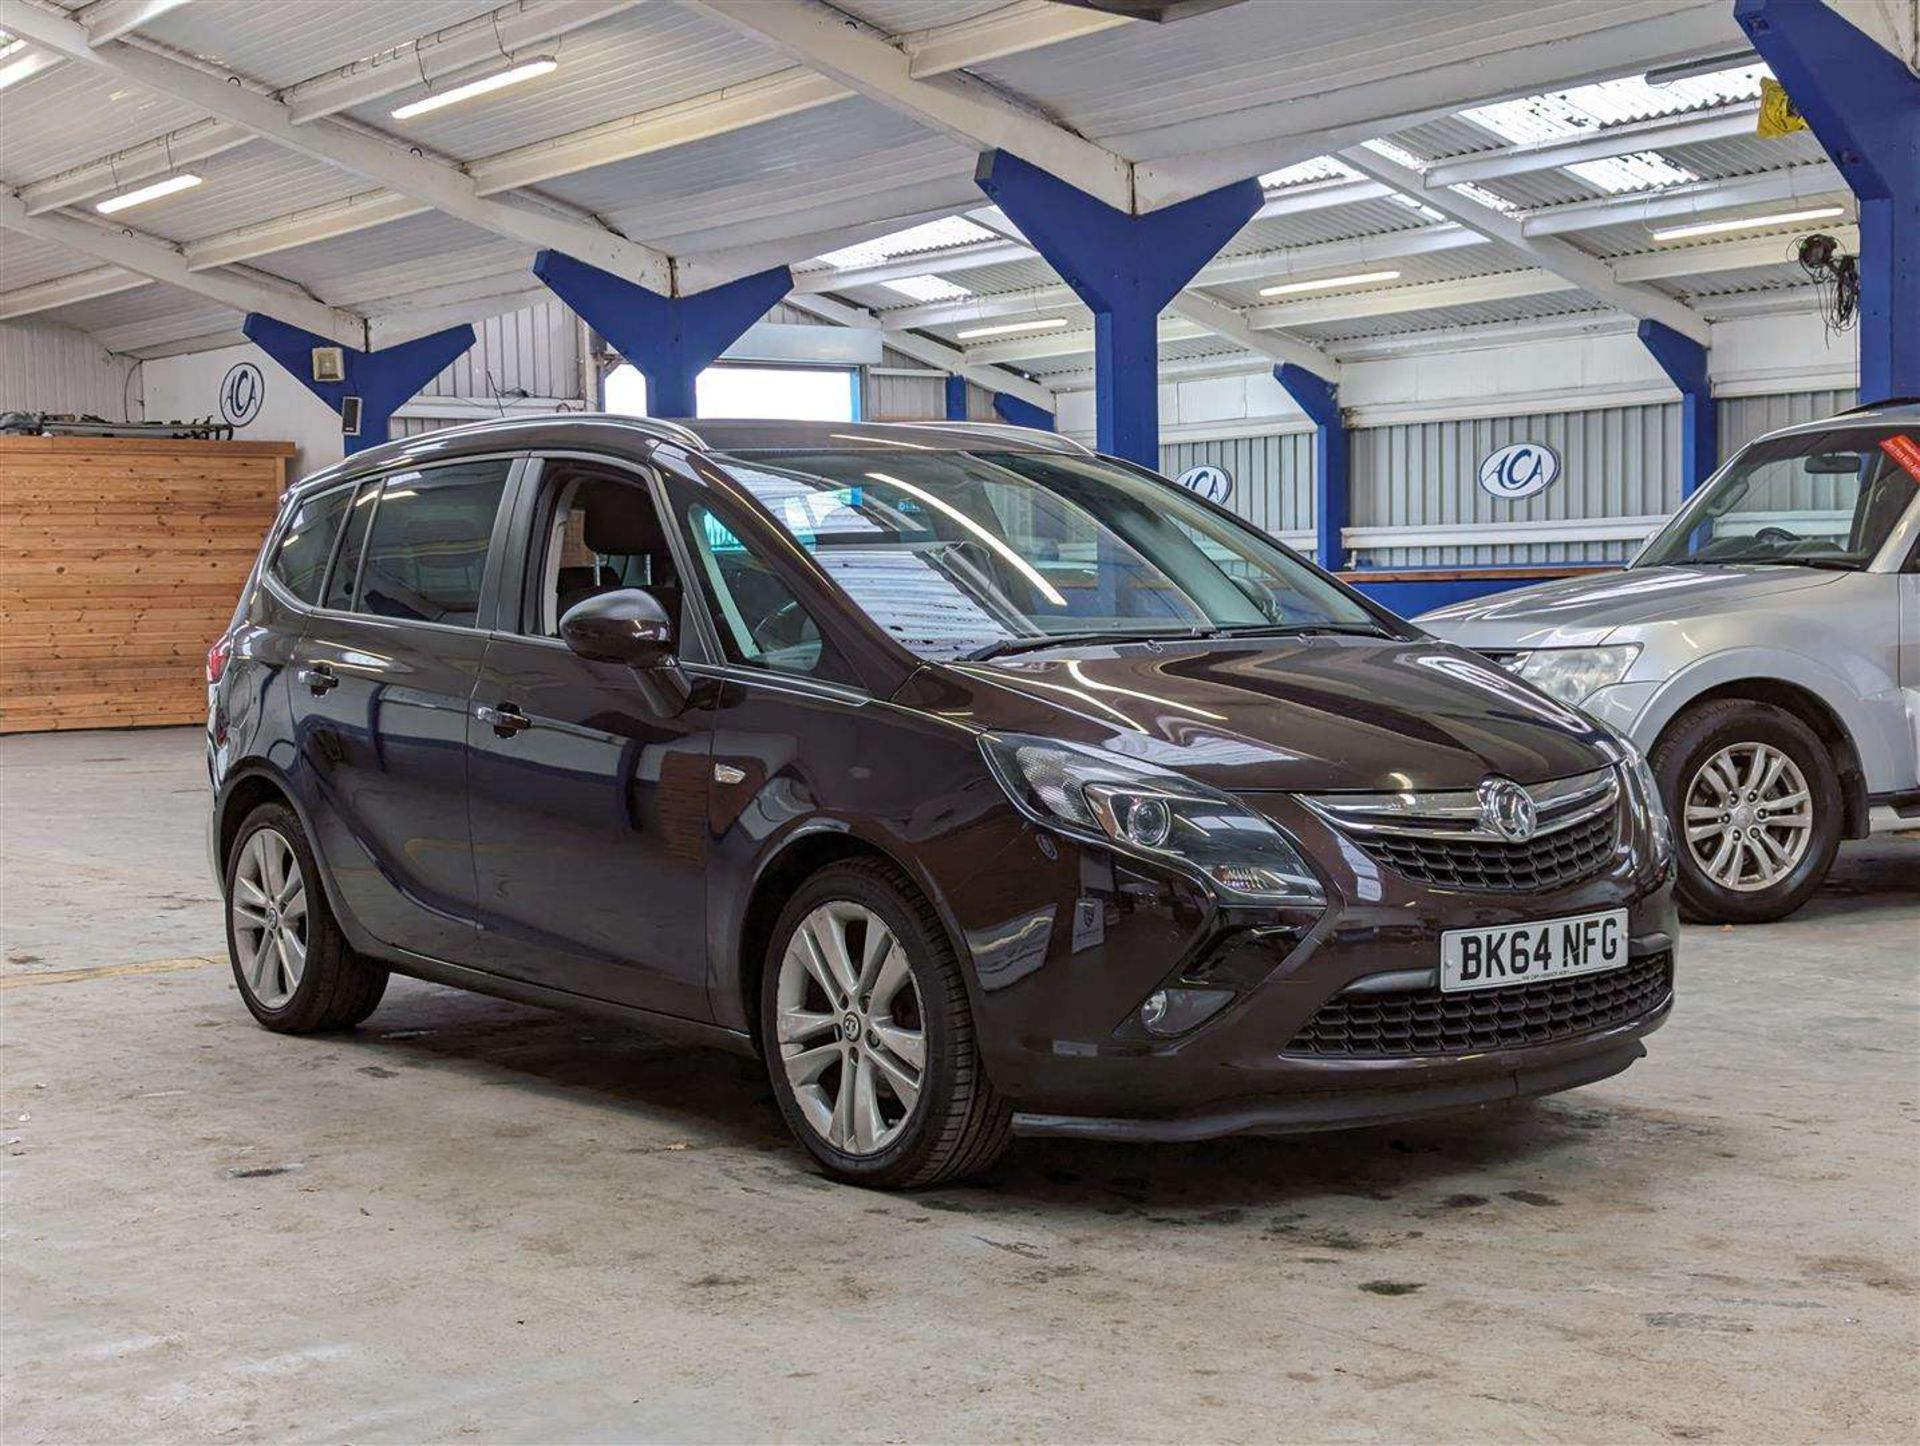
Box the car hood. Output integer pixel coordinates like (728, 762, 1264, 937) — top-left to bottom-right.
(1416, 565, 1844, 648)
(902, 636, 1614, 794)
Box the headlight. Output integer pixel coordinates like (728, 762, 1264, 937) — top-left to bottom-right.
(980, 733, 1324, 905)
(1504, 644, 1641, 707)
(1608, 730, 1673, 871)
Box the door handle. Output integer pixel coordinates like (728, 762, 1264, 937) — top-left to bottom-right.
(297, 664, 339, 696)
(476, 703, 532, 738)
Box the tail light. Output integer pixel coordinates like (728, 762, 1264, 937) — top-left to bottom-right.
(206, 634, 233, 685)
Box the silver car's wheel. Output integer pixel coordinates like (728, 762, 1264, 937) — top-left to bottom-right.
(775, 901, 925, 1157)
(1682, 741, 1813, 892)
(229, 827, 309, 1008)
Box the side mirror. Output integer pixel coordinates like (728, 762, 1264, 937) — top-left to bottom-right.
(559, 588, 675, 669)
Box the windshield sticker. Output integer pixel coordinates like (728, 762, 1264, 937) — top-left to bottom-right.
(1880, 434, 1920, 483)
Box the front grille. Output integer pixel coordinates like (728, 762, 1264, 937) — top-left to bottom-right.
(1357, 807, 1619, 892)
(1283, 951, 1673, 1058)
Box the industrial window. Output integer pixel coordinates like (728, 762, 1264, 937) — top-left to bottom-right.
(267, 483, 354, 605)
(337, 461, 510, 628)
(603, 363, 859, 422)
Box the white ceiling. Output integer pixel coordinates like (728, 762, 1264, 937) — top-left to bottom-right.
(0, 0, 1867, 393)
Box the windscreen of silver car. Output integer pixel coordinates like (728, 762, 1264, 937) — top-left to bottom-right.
(980, 733, 1324, 905)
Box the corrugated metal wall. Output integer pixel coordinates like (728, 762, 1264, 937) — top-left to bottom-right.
(1153, 389, 1859, 567)
(1161, 433, 1315, 538)
(866, 342, 949, 421)
(0, 321, 141, 421)
(1351, 403, 1679, 566)
(392, 300, 585, 439)
(1717, 388, 1858, 455)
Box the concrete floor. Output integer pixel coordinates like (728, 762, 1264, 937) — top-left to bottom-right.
(3, 727, 1916, 1444)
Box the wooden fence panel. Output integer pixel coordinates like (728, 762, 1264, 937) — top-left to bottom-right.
(0, 437, 293, 733)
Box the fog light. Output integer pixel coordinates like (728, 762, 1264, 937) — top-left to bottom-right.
(1138, 986, 1234, 1037)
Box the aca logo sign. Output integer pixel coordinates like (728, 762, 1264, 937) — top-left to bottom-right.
(1477, 442, 1560, 501)
(1175, 464, 1233, 505)
(220, 362, 265, 427)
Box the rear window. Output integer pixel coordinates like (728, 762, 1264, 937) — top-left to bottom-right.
(266, 484, 353, 605)
(340, 462, 510, 627)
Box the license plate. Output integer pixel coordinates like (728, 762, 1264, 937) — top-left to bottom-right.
(1440, 909, 1628, 994)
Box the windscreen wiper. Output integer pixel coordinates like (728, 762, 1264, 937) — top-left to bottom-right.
(1205, 621, 1397, 639)
(1748, 557, 1859, 571)
(960, 629, 1203, 661)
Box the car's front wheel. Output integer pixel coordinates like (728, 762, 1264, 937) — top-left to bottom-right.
(1651, 699, 1842, 924)
(761, 859, 1011, 1188)
(225, 802, 388, 1032)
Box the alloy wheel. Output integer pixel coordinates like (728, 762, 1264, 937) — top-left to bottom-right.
(775, 902, 925, 1156)
(230, 828, 309, 1008)
(1682, 742, 1813, 892)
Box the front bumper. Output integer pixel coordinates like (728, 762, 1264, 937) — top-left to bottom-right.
(947, 791, 1678, 1136)
(1012, 1025, 1656, 1142)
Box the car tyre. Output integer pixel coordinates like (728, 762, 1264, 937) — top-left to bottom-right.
(1651, 699, 1842, 924)
(761, 859, 1011, 1189)
(224, 802, 388, 1032)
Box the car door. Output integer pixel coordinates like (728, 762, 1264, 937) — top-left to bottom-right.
(465, 455, 716, 1018)
(290, 456, 517, 965)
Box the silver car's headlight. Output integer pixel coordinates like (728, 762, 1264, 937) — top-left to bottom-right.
(980, 733, 1324, 905)
(1504, 644, 1641, 707)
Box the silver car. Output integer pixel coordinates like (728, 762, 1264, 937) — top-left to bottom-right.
(1420, 400, 1920, 923)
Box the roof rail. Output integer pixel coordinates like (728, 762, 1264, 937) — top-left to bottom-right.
(601, 414, 706, 448)
(1838, 397, 1920, 415)
(912, 421, 1094, 456)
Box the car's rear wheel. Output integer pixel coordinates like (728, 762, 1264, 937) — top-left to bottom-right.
(1651, 700, 1842, 924)
(225, 802, 388, 1032)
(761, 859, 1010, 1188)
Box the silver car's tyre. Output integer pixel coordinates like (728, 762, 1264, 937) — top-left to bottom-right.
(761, 859, 1010, 1189)
(224, 803, 388, 1032)
(1651, 700, 1843, 925)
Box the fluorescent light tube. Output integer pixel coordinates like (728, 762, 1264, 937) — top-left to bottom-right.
(96, 173, 203, 214)
(1259, 269, 1402, 297)
(956, 318, 1070, 340)
(1650, 206, 1845, 242)
(391, 57, 557, 120)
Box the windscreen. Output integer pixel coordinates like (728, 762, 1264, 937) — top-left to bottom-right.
(710, 448, 1381, 661)
(1636, 426, 1920, 571)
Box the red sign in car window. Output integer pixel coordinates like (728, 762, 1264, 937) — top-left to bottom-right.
(1881, 433, 1920, 483)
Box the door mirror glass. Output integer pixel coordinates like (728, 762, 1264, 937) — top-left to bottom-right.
(559, 587, 675, 668)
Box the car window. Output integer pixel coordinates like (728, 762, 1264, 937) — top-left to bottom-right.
(707, 447, 1381, 660)
(267, 483, 354, 605)
(323, 480, 381, 613)
(1637, 426, 1920, 571)
(669, 487, 856, 686)
(339, 461, 510, 627)
(525, 467, 682, 638)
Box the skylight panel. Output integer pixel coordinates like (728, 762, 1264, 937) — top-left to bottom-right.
(1258, 156, 1362, 189)
(1564, 151, 1698, 195)
(816, 217, 994, 271)
(1461, 64, 1771, 144)
(880, 275, 973, 304)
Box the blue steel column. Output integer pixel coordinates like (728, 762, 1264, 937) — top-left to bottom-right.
(1734, 0, 1919, 404)
(943, 375, 968, 421)
(975, 151, 1262, 467)
(1638, 319, 1719, 496)
(991, 392, 1054, 431)
(533, 251, 792, 417)
(1273, 364, 1349, 571)
(242, 315, 475, 455)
